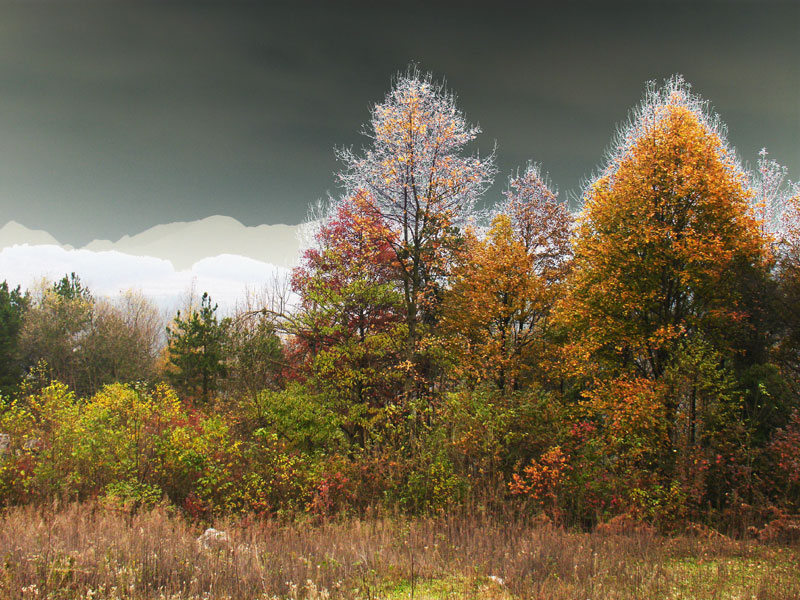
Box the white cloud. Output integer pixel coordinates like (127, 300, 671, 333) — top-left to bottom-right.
(0, 244, 291, 315)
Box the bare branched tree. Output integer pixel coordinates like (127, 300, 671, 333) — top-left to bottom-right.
(336, 66, 496, 383)
(498, 162, 572, 276)
(750, 148, 800, 245)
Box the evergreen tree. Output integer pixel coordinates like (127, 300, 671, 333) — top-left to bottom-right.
(0, 281, 28, 396)
(166, 292, 229, 402)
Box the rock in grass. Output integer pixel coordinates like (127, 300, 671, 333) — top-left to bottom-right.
(197, 528, 229, 550)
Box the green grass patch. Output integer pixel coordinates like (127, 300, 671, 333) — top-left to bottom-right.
(659, 549, 800, 600)
(383, 575, 511, 599)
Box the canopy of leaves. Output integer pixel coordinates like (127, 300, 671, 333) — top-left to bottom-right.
(562, 76, 768, 382)
(290, 192, 405, 446)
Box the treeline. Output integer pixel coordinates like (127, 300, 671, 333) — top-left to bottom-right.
(1, 71, 799, 530)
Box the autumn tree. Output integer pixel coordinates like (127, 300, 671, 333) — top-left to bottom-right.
(19, 273, 94, 395)
(564, 76, 767, 384)
(224, 312, 284, 402)
(781, 190, 800, 252)
(82, 291, 163, 392)
(443, 164, 572, 391)
(289, 191, 404, 445)
(336, 66, 495, 395)
(500, 162, 572, 262)
(20, 276, 164, 397)
(750, 148, 799, 242)
(736, 150, 800, 442)
(560, 76, 771, 510)
(166, 292, 229, 403)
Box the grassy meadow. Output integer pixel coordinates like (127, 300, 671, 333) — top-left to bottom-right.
(0, 504, 798, 600)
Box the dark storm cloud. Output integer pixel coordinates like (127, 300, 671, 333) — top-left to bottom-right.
(0, 2, 797, 245)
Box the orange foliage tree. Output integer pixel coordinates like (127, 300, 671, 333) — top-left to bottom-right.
(559, 76, 773, 515)
(442, 164, 571, 391)
(563, 76, 768, 383)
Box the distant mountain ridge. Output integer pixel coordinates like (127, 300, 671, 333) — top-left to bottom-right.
(0, 216, 302, 269)
(0, 221, 73, 250)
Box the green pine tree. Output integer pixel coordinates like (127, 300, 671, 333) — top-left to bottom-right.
(0, 281, 28, 396)
(166, 292, 229, 402)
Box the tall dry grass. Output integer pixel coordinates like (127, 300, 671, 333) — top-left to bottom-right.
(0, 503, 797, 599)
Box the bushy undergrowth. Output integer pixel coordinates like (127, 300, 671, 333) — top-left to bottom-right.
(2, 380, 799, 534)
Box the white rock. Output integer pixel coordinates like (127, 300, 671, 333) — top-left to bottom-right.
(197, 528, 229, 550)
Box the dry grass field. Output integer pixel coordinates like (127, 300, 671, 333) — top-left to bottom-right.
(0, 504, 797, 599)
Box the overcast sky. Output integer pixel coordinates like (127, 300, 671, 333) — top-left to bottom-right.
(0, 1, 797, 246)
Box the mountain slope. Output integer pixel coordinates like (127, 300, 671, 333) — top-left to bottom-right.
(1, 216, 302, 269)
(0, 221, 71, 249)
